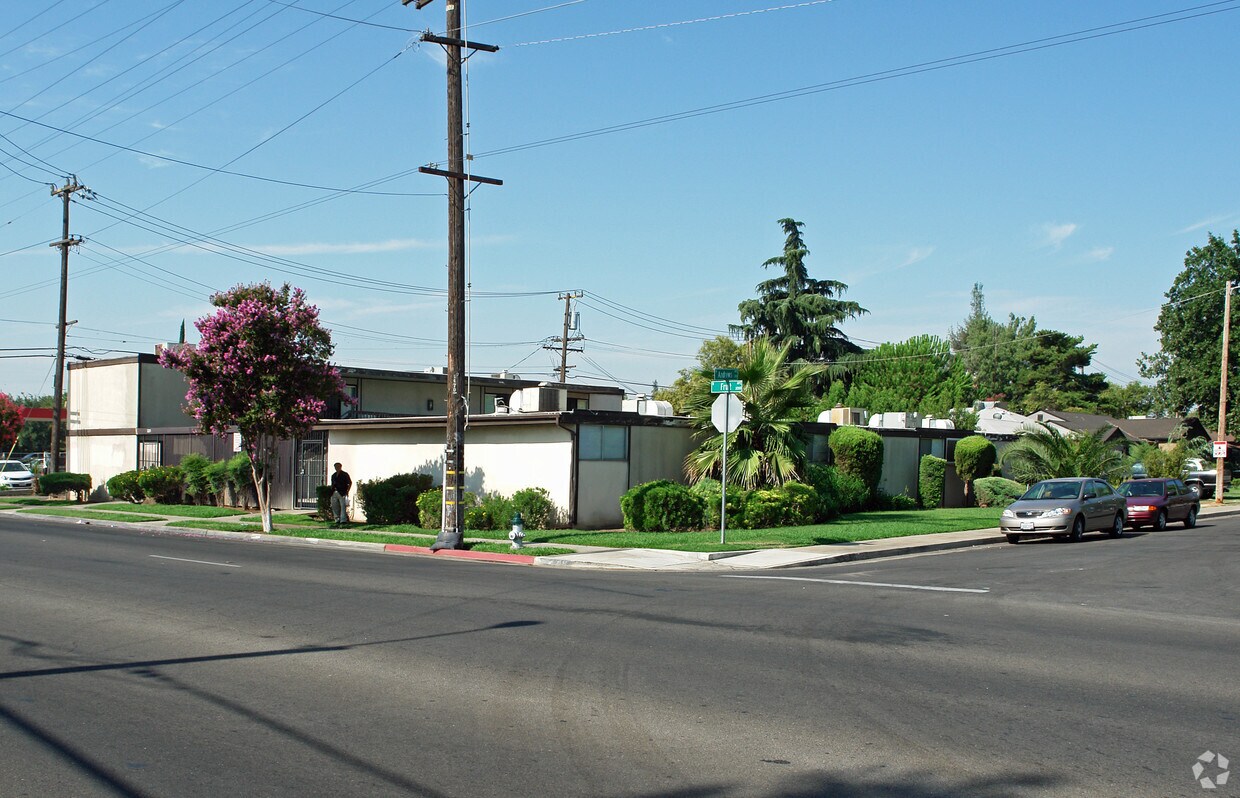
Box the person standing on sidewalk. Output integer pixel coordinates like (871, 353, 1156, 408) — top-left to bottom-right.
(329, 462, 352, 527)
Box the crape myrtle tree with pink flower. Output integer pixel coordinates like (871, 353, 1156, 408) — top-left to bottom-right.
(0, 393, 23, 454)
(160, 283, 347, 533)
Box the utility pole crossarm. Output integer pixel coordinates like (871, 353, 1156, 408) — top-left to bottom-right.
(48, 177, 90, 474)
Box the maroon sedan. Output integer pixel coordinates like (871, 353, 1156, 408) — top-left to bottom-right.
(1117, 478, 1199, 530)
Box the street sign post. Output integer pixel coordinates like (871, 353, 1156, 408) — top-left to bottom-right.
(711, 393, 745, 544)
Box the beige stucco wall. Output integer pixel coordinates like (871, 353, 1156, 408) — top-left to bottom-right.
(359, 378, 442, 416)
(138, 362, 196, 428)
(70, 362, 138, 430)
(577, 460, 628, 529)
(327, 423, 573, 522)
(628, 425, 695, 485)
(70, 433, 137, 501)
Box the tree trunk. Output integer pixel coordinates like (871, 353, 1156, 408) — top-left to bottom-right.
(249, 438, 274, 533)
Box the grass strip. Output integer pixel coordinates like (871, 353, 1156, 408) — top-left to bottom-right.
(467, 543, 578, 557)
(459, 507, 1005, 552)
(18, 507, 164, 523)
(94, 503, 251, 518)
(169, 520, 265, 533)
(0, 497, 78, 507)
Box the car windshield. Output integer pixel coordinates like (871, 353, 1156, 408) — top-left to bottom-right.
(1021, 481, 1082, 500)
(1, 462, 27, 472)
(1119, 481, 1165, 497)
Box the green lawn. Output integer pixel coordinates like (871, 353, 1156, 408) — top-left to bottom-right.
(18, 507, 164, 523)
(0, 496, 78, 507)
(460, 507, 1005, 552)
(94, 503, 250, 518)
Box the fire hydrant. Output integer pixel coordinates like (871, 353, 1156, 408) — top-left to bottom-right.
(508, 511, 525, 550)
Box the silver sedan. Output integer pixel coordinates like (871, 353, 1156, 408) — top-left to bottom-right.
(999, 477, 1127, 544)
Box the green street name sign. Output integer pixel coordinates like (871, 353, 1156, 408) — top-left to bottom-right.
(713, 368, 739, 380)
(711, 379, 744, 394)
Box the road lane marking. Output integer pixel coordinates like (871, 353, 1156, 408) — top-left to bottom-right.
(721, 575, 988, 593)
(149, 555, 241, 568)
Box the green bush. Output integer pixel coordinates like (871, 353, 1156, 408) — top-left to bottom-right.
(466, 493, 514, 531)
(106, 470, 145, 503)
(179, 453, 212, 503)
(37, 472, 92, 501)
(974, 476, 1025, 508)
(919, 455, 947, 509)
(741, 482, 819, 529)
(690, 478, 749, 529)
(415, 487, 476, 530)
(828, 426, 884, 493)
(357, 472, 435, 525)
(510, 487, 557, 530)
(316, 485, 334, 519)
(807, 464, 869, 515)
(136, 466, 183, 504)
(954, 435, 997, 504)
(205, 460, 230, 502)
(639, 483, 705, 532)
(873, 490, 919, 511)
(225, 453, 254, 508)
(620, 480, 676, 531)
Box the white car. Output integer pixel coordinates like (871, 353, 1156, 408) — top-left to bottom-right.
(0, 460, 36, 490)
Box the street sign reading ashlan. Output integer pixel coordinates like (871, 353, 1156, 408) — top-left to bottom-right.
(711, 379, 743, 393)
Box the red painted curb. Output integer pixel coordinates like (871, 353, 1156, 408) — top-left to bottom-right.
(383, 543, 536, 564)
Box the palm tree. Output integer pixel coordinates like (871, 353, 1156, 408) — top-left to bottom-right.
(683, 337, 825, 489)
(1000, 422, 1127, 484)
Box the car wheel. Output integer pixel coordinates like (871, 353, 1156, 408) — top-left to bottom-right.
(1108, 513, 1124, 538)
(1187, 483, 1203, 499)
(1184, 507, 1198, 529)
(1069, 515, 1085, 542)
(1153, 510, 1167, 531)
(1005, 534, 1020, 544)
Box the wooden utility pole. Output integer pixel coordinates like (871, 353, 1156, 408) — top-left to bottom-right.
(48, 176, 88, 474)
(544, 291, 584, 383)
(1216, 278, 1233, 506)
(404, 0, 500, 550)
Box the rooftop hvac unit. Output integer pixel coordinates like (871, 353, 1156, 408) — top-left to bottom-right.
(622, 397, 675, 416)
(510, 386, 566, 412)
(423, 366, 447, 375)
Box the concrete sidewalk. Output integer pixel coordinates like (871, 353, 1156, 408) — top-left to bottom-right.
(532, 503, 1240, 571)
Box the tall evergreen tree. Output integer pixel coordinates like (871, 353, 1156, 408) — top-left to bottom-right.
(733, 218, 866, 365)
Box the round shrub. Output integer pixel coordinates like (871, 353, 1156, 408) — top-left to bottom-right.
(919, 455, 947, 509)
(37, 472, 92, 502)
(639, 483, 705, 532)
(808, 464, 869, 515)
(621, 480, 675, 531)
(691, 478, 749, 529)
(828, 426, 884, 493)
(357, 472, 434, 525)
(510, 487, 558, 530)
(954, 435, 997, 504)
(742, 489, 787, 529)
(414, 488, 476, 530)
(466, 493, 514, 531)
(136, 466, 184, 504)
(974, 476, 1025, 508)
(178, 453, 212, 503)
(106, 470, 145, 503)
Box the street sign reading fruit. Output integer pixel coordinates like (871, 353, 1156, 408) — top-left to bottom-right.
(710, 379, 743, 393)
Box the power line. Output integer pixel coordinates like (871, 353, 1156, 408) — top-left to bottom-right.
(471, 1, 1240, 160)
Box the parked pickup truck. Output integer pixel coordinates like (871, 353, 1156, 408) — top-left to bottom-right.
(1182, 458, 1232, 499)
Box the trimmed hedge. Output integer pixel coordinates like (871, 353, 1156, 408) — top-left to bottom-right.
(179, 453, 213, 503)
(106, 470, 145, 503)
(36, 472, 92, 501)
(638, 483, 704, 532)
(828, 426, 884, 493)
(974, 476, 1025, 508)
(136, 466, 183, 504)
(316, 485, 333, 519)
(806, 463, 869, 516)
(919, 455, 947, 509)
(621, 480, 676, 531)
(742, 482, 819, 529)
(954, 435, 997, 504)
(357, 472, 434, 525)
(510, 487, 557, 530)
(415, 487, 477, 531)
(690, 478, 749, 530)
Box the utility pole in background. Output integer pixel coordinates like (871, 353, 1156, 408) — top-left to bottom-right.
(1216, 278, 1233, 506)
(48, 176, 90, 474)
(544, 291, 584, 383)
(403, 0, 500, 550)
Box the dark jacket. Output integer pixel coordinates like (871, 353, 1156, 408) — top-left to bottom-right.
(330, 470, 352, 495)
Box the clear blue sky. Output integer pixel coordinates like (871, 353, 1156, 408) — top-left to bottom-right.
(2, 0, 1238, 399)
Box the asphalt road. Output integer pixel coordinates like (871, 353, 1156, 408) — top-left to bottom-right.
(1, 512, 1236, 798)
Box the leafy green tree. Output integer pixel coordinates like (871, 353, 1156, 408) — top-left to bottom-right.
(683, 338, 826, 489)
(1094, 381, 1157, 419)
(10, 393, 53, 453)
(733, 218, 867, 366)
(0, 394, 21, 454)
(954, 435, 997, 505)
(1000, 422, 1127, 484)
(949, 284, 1107, 413)
(654, 336, 745, 414)
(1139, 231, 1240, 430)
(833, 334, 974, 417)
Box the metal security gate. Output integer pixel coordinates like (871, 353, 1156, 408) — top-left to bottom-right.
(295, 433, 327, 509)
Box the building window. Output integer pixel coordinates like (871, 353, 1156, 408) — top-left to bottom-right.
(579, 425, 627, 461)
(138, 440, 162, 470)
